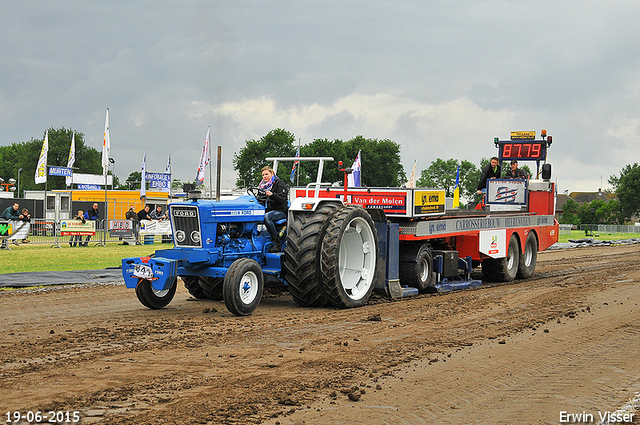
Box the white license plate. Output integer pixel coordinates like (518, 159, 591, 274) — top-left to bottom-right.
(133, 263, 153, 279)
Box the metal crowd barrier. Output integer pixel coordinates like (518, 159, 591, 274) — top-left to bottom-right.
(1, 218, 174, 248)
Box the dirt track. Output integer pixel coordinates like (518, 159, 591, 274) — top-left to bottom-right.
(1, 244, 640, 425)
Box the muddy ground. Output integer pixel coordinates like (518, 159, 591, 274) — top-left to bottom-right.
(1, 244, 639, 424)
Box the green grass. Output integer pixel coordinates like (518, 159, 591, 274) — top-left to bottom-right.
(0, 242, 164, 274)
(2, 231, 638, 275)
(557, 230, 640, 244)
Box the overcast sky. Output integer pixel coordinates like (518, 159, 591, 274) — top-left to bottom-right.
(1, 1, 639, 194)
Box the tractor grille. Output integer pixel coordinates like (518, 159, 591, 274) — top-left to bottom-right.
(170, 205, 202, 248)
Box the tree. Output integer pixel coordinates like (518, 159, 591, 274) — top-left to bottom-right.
(0, 127, 101, 196)
(610, 163, 640, 222)
(417, 158, 479, 207)
(233, 129, 297, 187)
(559, 198, 580, 226)
(233, 130, 405, 188)
(122, 171, 142, 190)
(343, 136, 405, 187)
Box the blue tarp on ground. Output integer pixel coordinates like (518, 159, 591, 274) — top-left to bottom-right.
(0, 268, 123, 287)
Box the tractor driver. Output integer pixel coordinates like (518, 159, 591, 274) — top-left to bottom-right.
(258, 166, 288, 253)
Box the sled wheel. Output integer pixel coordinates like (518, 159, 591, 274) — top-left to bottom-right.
(283, 204, 340, 307)
(321, 206, 378, 309)
(223, 258, 264, 316)
(482, 233, 520, 282)
(198, 276, 224, 300)
(399, 243, 433, 292)
(517, 231, 538, 279)
(135, 277, 177, 309)
(182, 276, 206, 299)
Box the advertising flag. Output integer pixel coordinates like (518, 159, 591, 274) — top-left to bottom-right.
(140, 153, 147, 199)
(35, 130, 49, 184)
(102, 108, 110, 175)
(290, 146, 299, 183)
(196, 126, 211, 186)
(347, 150, 361, 187)
(166, 154, 171, 174)
(66, 133, 75, 186)
(407, 160, 416, 188)
(453, 165, 460, 209)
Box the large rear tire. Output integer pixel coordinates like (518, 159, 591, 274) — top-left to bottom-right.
(182, 276, 206, 299)
(198, 276, 224, 300)
(135, 277, 177, 309)
(482, 233, 520, 282)
(283, 204, 340, 307)
(517, 231, 538, 279)
(321, 206, 378, 309)
(399, 243, 433, 292)
(223, 258, 264, 316)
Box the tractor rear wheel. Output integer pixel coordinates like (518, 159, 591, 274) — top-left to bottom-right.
(321, 206, 378, 309)
(283, 204, 339, 307)
(198, 276, 224, 300)
(482, 233, 520, 282)
(399, 243, 434, 292)
(135, 277, 177, 309)
(517, 231, 538, 279)
(223, 258, 264, 316)
(182, 276, 206, 299)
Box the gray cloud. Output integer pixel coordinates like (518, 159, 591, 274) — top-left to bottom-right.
(1, 1, 639, 194)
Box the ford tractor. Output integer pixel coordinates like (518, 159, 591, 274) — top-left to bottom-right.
(123, 157, 381, 316)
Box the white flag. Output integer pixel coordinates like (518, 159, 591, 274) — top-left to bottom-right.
(196, 126, 210, 186)
(35, 130, 48, 185)
(102, 108, 110, 175)
(140, 153, 147, 199)
(166, 154, 171, 174)
(66, 133, 75, 186)
(347, 150, 361, 187)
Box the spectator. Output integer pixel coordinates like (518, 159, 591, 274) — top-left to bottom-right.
(82, 203, 99, 247)
(477, 156, 502, 195)
(1, 202, 22, 249)
(69, 210, 85, 247)
(19, 208, 31, 244)
(505, 160, 528, 179)
(125, 205, 139, 243)
(257, 165, 288, 253)
(138, 205, 151, 222)
(150, 205, 167, 221)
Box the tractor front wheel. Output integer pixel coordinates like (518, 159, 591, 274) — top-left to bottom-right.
(223, 258, 264, 316)
(135, 277, 177, 309)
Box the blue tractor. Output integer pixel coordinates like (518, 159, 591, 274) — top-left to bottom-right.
(122, 157, 381, 316)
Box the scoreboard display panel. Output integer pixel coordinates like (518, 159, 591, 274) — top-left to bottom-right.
(498, 141, 546, 160)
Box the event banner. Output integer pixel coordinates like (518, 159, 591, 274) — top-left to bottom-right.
(60, 219, 96, 236)
(487, 179, 528, 205)
(139, 219, 171, 235)
(109, 220, 134, 238)
(146, 172, 171, 191)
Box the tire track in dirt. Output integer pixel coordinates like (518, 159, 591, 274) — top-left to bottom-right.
(1, 245, 639, 424)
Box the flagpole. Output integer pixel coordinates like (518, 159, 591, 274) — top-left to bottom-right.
(296, 138, 300, 186)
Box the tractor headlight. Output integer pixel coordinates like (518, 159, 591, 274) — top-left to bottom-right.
(176, 230, 186, 243)
(191, 231, 201, 244)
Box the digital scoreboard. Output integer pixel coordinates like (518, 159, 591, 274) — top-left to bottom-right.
(498, 141, 546, 160)
(496, 130, 549, 161)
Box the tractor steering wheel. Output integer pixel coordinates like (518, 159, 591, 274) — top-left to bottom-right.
(247, 187, 267, 202)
